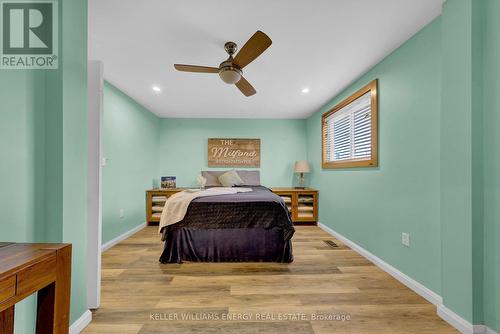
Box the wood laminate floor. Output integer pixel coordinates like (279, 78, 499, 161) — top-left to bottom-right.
(83, 226, 457, 334)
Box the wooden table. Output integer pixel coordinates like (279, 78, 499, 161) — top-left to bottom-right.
(0, 243, 72, 333)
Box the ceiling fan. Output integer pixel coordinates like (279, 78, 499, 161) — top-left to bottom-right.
(174, 31, 272, 97)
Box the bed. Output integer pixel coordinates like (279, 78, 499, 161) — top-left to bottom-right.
(159, 172, 294, 263)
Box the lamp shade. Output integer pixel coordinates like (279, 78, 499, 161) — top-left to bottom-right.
(294, 160, 310, 173)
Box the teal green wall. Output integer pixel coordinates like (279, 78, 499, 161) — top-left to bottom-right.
(440, 0, 476, 322)
(0, 72, 44, 242)
(0, 0, 88, 331)
(305, 1, 499, 330)
(482, 0, 500, 330)
(102, 82, 160, 243)
(0, 72, 44, 333)
(305, 19, 442, 295)
(158, 118, 307, 187)
(471, 0, 485, 325)
(60, 0, 89, 324)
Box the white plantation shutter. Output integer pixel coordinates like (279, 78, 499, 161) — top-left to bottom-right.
(353, 104, 372, 159)
(325, 92, 372, 163)
(332, 114, 351, 161)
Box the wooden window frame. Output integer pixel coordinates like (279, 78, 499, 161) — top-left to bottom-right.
(322, 79, 378, 169)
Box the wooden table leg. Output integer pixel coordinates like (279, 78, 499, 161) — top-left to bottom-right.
(0, 305, 15, 334)
(36, 281, 55, 333)
(36, 245, 72, 334)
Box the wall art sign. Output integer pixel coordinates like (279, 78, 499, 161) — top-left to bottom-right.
(208, 138, 260, 167)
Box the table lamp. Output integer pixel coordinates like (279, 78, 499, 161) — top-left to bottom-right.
(294, 160, 310, 189)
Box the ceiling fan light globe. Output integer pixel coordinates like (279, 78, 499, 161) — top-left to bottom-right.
(219, 67, 242, 84)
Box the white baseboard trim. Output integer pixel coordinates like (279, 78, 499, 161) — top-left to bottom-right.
(70, 309, 92, 334)
(436, 306, 498, 334)
(318, 222, 442, 306)
(486, 326, 499, 334)
(485, 327, 499, 334)
(437, 304, 475, 333)
(102, 222, 146, 252)
(473, 324, 499, 334)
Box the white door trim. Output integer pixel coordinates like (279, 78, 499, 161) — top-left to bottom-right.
(87, 60, 104, 310)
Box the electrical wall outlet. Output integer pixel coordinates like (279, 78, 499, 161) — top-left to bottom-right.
(119, 209, 125, 218)
(402, 232, 410, 247)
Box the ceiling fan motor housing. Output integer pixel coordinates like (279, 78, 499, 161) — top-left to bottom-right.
(224, 41, 238, 55)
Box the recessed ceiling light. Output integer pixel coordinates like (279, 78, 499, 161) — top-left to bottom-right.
(301, 88, 310, 94)
(152, 86, 161, 92)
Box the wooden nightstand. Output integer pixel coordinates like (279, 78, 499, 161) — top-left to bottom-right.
(146, 187, 319, 226)
(146, 188, 186, 225)
(271, 188, 318, 225)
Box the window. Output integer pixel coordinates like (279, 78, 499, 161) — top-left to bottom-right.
(322, 79, 378, 168)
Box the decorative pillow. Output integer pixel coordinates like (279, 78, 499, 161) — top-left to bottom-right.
(218, 170, 244, 187)
(201, 170, 261, 186)
(236, 170, 260, 186)
(201, 171, 224, 186)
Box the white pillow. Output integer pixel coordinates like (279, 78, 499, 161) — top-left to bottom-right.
(218, 170, 244, 187)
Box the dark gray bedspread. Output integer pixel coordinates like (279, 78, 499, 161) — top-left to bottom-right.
(160, 186, 295, 240)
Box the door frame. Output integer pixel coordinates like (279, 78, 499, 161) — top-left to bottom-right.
(87, 60, 104, 309)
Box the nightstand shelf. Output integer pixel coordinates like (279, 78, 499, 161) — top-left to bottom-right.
(271, 188, 318, 225)
(146, 188, 186, 225)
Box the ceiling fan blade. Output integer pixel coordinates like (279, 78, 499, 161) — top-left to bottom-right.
(174, 64, 219, 73)
(233, 31, 272, 69)
(235, 76, 256, 97)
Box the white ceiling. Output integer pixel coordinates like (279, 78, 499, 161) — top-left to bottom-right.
(88, 0, 443, 119)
